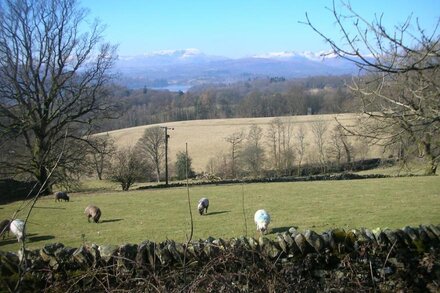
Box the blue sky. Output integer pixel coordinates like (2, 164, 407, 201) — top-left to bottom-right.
(81, 0, 440, 58)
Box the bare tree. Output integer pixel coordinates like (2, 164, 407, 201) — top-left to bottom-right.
(135, 126, 165, 182)
(328, 128, 343, 165)
(282, 118, 296, 175)
(338, 124, 353, 164)
(88, 134, 116, 180)
(0, 0, 118, 193)
(225, 130, 245, 178)
(205, 151, 229, 179)
(266, 117, 295, 175)
(311, 120, 328, 172)
(266, 119, 281, 171)
(206, 157, 216, 176)
(109, 147, 149, 191)
(304, 1, 440, 175)
(327, 124, 353, 165)
(294, 126, 307, 176)
(241, 124, 265, 177)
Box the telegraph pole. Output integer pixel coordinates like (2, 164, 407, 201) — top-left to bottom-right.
(161, 126, 173, 186)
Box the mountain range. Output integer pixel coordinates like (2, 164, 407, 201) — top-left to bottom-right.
(114, 49, 359, 90)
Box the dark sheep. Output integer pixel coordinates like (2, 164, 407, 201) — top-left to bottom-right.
(84, 205, 101, 223)
(197, 198, 209, 215)
(0, 219, 10, 239)
(55, 191, 69, 202)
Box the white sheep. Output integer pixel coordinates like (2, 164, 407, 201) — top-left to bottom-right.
(10, 219, 25, 242)
(254, 209, 271, 235)
(197, 198, 209, 215)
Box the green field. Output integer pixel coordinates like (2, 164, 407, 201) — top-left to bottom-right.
(0, 176, 439, 252)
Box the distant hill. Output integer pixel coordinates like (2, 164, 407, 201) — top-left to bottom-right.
(113, 49, 359, 89)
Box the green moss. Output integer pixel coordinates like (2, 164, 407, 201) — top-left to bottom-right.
(412, 239, 426, 253)
(331, 229, 346, 243)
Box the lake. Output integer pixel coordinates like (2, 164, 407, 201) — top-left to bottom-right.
(150, 84, 193, 92)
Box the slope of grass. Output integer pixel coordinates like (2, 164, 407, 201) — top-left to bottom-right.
(0, 176, 439, 252)
(357, 161, 429, 176)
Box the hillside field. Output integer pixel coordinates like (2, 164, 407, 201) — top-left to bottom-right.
(101, 113, 383, 173)
(0, 176, 439, 252)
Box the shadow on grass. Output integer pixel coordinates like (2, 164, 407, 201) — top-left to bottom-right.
(0, 233, 55, 246)
(100, 218, 123, 224)
(28, 234, 55, 242)
(34, 206, 66, 210)
(204, 210, 230, 216)
(0, 237, 17, 246)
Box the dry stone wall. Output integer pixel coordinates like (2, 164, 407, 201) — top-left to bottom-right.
(1, 224, 439, 291)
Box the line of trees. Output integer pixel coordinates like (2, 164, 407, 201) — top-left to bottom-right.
(94, 76, 356, 133)
(205, 118, 365, 179)
(86, 118, 365, 190)
(90, 126, 195, 190)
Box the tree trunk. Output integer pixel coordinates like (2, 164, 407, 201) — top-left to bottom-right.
(422, 136, 437, 175)
(155, 166, 161, 182)
(341, 139, 352, 164)
(35, 134, 52, 195)
(297, 161, 302, 177)
(423, 146, 437, 175)
(94, 154, 104, 180)
(425, 159, 437, 175)
(37, 165, 52, 195)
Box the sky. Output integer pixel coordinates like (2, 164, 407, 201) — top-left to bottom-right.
(81, 0, 440, 59)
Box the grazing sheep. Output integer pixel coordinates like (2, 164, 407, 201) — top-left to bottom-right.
(197, 198, 209, 215)
(54, 191, 69, 202)
(84, 205, 101, 223)
(254, 209, 271, 235)
(10, 219, 25, 242)
(0, 219, 10, 239)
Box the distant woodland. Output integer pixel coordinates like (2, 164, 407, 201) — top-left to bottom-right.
(96, 75, 357, 132)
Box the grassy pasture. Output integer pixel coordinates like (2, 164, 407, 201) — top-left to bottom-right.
(101, 113, 384, 173)
(0, 176, 439, 252)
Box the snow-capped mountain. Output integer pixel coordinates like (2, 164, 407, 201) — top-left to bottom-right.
(252, 50, 338, 61)
(114, 49, 358, 89)
(117, 48, 226, 68)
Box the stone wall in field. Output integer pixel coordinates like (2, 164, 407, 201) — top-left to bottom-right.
(1, 224, 439, 291)
(139, 172, 391, 190)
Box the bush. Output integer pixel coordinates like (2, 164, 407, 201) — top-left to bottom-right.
(175, 151, 195, 180)
(109, 147, 151, 191)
